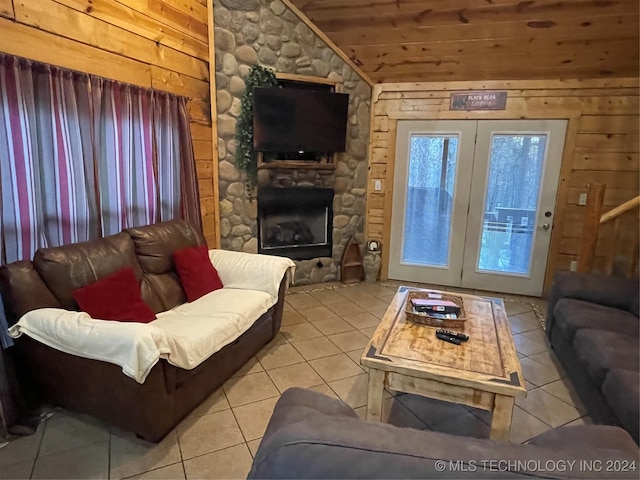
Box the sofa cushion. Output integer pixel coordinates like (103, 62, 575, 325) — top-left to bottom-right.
(173, 245, 223, 302)
(574, 329, 639, 387)
(125, 220, 205, 312)
(33, 232, 144, 310)
(527, 424, 638, 456)
(602, 369, 640, 443)
(553, 298, 639, 342)
(251, 388, 640, 479)
(72, 267, 156, 323)
(629, 289, 639, 317)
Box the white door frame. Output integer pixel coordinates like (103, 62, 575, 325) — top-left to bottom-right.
(461, 120, 567, 296)
(389, 120, 476, 286)
(389, 119, 567, 296)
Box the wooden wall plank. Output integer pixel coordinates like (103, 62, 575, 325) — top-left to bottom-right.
(0, 17, 152, 86)
(572, 152, 639, 171)
(301, 0, 634, 23)
(0, 0, 13, 18)
(190, 122, 213, 141)
(188, 98, 211, 124)
(350, 39, 637, 65)
(163, 0, 208, 24)
(325, 14, 637, 46)
(569, 171, 639, 190)
(193, 140, 213, 161)
(15, 1, 209, 81)
(575, 133, 639, 152)
(578, 115, 640, 133)
(150, 65, 209, 99)
(379, 78, 639, 92)
(311, 2, 633, 31)
(55, 0, 209, 60)
(118, 0, 208, 42)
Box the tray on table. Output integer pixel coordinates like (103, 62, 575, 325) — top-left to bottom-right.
(405, 291, 466, 328)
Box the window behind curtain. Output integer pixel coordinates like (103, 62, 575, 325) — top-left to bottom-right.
(0, 54, 201, 264)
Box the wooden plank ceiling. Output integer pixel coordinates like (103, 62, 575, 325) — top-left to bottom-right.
(289, 0, 640, 83)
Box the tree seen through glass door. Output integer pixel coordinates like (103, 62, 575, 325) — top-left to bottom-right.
(402, 135, 458, 266)
(478, 134, 547, 274)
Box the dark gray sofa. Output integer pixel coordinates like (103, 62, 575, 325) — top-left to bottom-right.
(546, 271, 639, 443)
(249, 388, 639, 479)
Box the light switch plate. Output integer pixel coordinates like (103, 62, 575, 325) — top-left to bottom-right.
(374, 180, 382, 191)
(578, 193, 587, 205)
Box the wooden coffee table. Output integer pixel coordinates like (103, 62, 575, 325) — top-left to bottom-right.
(361, 286, 526, 440)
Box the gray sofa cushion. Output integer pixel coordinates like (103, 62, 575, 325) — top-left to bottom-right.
(574, 329, 639, 386)
(527, 424, 638, 456)
(554, 299, 639, 342)
(602, 369, 640, 443)
(250, 388, 640, 479)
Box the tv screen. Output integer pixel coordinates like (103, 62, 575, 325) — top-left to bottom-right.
(252, 87, 349, 153)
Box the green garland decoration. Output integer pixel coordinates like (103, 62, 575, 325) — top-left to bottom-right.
(234, 64, 278, 186)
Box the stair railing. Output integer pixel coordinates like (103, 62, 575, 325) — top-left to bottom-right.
(576, 183, 639, 276)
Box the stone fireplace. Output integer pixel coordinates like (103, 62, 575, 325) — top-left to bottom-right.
(258, 187, 333, 260)
(214, 0, 372, 285)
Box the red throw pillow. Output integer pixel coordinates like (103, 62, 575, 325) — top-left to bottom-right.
(172, 244, 223, 302)
(72, 267, 156, 323)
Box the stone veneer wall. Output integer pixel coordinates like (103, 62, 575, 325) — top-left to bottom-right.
(214, 0, 372, 285)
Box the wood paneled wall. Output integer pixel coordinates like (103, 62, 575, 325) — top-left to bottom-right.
(0, 0, 219, 246)
(367, 78, 639, 294)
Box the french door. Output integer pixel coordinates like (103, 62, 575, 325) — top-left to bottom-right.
(389, 119, 567, 296)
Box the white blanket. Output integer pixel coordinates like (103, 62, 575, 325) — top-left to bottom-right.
(8, 309, 171, 383)
(210, 249, 295, 297)
(7, 250, 296, 384)
(8, 288, 275, 383)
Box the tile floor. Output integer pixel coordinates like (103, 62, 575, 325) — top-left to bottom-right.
(0, 281, 590, 479)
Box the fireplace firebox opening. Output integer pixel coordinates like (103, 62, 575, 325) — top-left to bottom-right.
(258, 187, 334, 261)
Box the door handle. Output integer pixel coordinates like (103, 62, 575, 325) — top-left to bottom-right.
(541, 223, 551, 230)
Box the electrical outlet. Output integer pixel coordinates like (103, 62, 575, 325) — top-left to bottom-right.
(374, 180, 382, 191)
(578, 193, 587, 206)
(570, 260, 578, 272)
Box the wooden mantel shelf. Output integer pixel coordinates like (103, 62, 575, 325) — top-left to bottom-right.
(257, 153, 337, 170)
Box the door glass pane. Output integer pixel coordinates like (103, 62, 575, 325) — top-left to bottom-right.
(402, 135, 458, 266)
(478, 134, 547, 275)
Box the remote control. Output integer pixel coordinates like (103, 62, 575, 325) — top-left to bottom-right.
(436, 329, 469, 342)
(436, 332, 461, 345)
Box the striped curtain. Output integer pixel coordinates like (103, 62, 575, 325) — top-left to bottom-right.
(94, 80, 157, 236)
(0, 54, 201, 264)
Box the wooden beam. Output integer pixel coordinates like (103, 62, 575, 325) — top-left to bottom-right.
(206, 0, 221, 249)
(377, 78, 639, 93)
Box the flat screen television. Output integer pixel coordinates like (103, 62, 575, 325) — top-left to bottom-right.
(252, 86, 349, 153)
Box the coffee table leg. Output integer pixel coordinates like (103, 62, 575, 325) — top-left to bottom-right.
(490, 395, 515, 440)
(366, 369, 385, 421)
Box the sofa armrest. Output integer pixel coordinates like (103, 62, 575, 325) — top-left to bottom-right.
(208, 250, 295, 300)
(548, 271, 639, 317)
(249, 388, 639, 479)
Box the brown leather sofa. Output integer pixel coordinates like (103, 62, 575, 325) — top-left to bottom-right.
(0, 220, 288, 442)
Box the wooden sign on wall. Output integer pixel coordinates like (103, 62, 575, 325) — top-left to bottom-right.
(450, 91, 507, 111)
